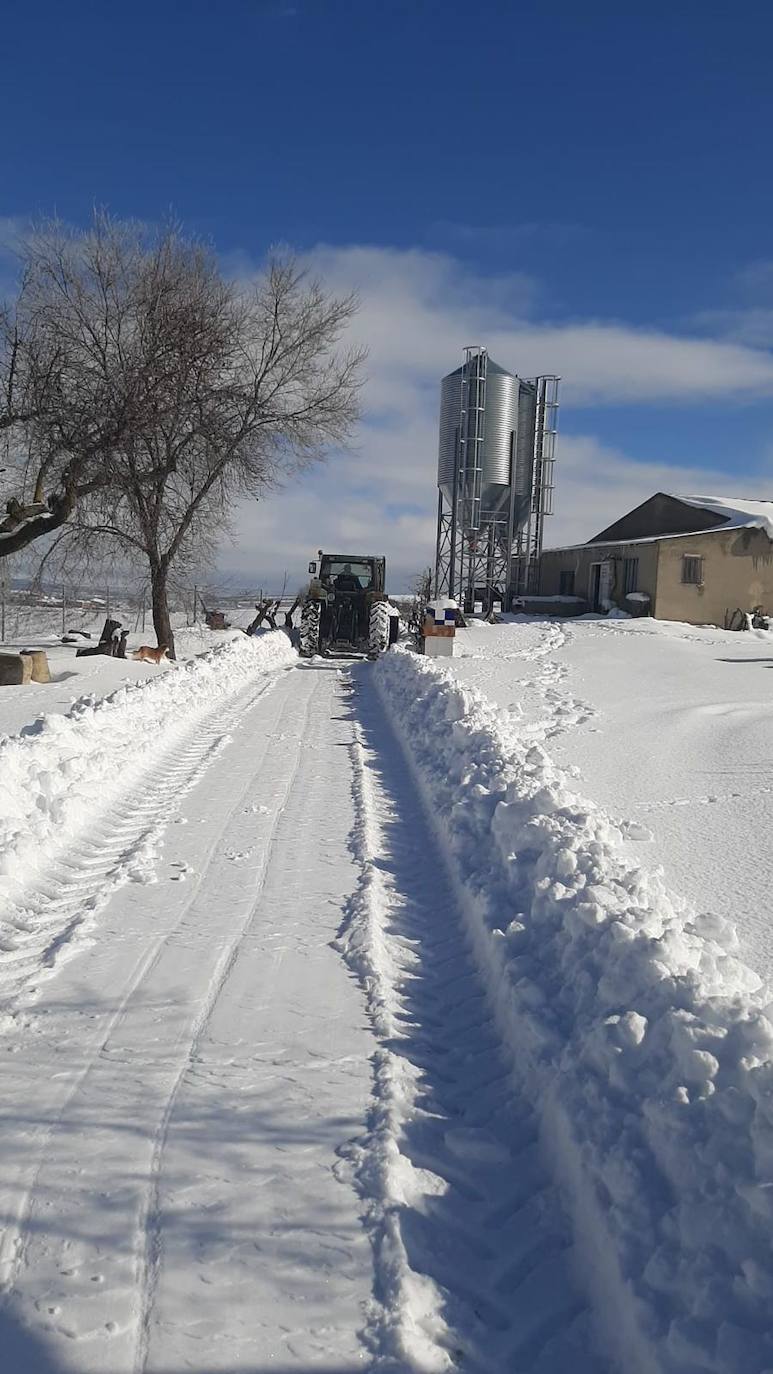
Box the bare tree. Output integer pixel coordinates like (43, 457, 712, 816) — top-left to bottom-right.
(405, 565, 433, 645)
(50, 254, 364, 656)
(0, 215, 242, 558)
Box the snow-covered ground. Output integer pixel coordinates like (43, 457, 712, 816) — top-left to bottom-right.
(0, 615, 246, 737)
(0, 634, 377, 1371)
(1, 614, 772, 1372)
(447, 615, 773, 985)
(378, 626, 773, 1373)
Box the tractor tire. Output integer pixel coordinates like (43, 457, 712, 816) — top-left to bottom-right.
(299, 600, 321, 657)
(368, 601, 390, 659)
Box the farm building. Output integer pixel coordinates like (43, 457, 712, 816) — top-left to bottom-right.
(539, 493, 773, 626)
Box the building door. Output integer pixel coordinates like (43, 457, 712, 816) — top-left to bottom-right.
(589, 562, 602, 610)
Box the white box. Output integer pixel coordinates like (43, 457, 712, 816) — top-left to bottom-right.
(424, 636, 454, 658)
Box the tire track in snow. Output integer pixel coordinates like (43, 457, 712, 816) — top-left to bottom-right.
(337, 669, 611, 1373)
(132, 670, 319, 1374)
(0, 669, 294, 1305)
(0, 661, 290, 1013)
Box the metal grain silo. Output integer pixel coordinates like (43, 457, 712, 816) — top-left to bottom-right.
(434, 347, 559, 610)
(436, 355, 518, 516)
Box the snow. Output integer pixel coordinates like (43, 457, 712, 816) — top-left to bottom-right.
(336, 671, 609, 1371)
(0, 631, 297, 1007)
(0, 648, 372, 1370)
(2, 608, 773, 1371)
(447, 615, 773, 986)
(0, 624, 611, 1372)
(400, 615, 773, 1371)
(0, 617, 250, 738)
(674, 493, 773, 540)
(376, 643, 773, 1370)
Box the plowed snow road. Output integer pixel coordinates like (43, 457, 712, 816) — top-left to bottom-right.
(0, 656, 609, 1373)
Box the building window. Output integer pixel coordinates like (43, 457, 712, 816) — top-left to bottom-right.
(559, 570, 575, 595)
(682, 555, 703, 585)
(623, 557, 638, 595)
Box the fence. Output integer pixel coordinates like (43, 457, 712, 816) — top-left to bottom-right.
(0, 577, 302, 645)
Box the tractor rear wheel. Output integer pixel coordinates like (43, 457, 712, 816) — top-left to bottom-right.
(299, 600, 321, 657)
(368, 601, 390, 659)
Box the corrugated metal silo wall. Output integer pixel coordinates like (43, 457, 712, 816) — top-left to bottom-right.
(437, 369, 462, 503)
(481, 364, 518, 511)
(513, 381, 537, 532)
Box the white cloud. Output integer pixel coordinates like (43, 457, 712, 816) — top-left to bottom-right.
(690, 308, 773, 350)
(303, 243, 773, 407)
(212, 244, 773, 587)
(549, 435, 773, 548)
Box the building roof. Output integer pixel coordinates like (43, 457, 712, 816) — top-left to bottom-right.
(670, 495, 773, 539)
(543, 492, 773, 556)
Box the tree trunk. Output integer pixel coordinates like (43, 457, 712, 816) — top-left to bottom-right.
(149, 560, 176, 660)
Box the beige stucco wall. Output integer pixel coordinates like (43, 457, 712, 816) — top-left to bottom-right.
(654, 527, 773, 626)
(540, 540, 660, 608)
(541, 527, 773, 625)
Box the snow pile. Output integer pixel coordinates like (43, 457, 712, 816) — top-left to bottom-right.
(375, 647, 773, 1374)
(0, 632, 295, 909)
(675, 494, 773, 541)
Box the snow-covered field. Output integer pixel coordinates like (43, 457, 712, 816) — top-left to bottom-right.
(0, 613, 772, 1372)
(0, 612, 246, 737)
(448, 615, 773, 985)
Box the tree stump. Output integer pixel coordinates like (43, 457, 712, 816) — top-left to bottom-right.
(21, 649, 51, 683)
(0, 653, 33, 686)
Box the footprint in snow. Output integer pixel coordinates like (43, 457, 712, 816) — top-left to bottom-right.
(620, 820, 654, 842)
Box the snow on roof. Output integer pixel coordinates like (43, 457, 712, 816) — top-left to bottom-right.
(545, 494, 773, 555)
(673, 494, 773, 540)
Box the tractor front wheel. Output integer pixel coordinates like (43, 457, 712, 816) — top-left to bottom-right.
(299, 600, 321, 657)
(368, 601, 390, 659)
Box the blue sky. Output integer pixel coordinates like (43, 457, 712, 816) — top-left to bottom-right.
(5, 0, 773, 586)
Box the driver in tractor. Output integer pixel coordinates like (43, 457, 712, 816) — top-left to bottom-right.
(334, 563, 362, 594)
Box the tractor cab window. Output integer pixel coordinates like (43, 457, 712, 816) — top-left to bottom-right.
(319, 559, 373, 591)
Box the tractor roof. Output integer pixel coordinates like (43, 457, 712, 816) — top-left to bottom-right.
(319, 552, 385, 562)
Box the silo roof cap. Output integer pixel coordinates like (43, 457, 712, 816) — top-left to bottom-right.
(442, 357, 514, 381)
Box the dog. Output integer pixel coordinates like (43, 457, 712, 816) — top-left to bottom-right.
(132, 644, 170, 665)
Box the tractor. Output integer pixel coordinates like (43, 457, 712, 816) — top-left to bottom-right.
(299, 552, 391, 659)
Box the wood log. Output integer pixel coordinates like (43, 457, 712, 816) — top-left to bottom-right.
(20, 649, 51, 683)
(0, 652, 33, 686)
(98, 618, 122, 645)
(245, 600, 277, 635)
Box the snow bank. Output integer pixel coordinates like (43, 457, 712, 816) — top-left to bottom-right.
(0, 632, 296, 908)
(375, 647, 773, 1374)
